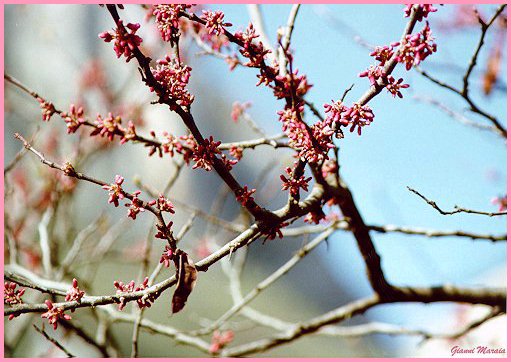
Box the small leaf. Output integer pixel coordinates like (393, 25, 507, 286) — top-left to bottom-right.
(171, 252, 197, 313)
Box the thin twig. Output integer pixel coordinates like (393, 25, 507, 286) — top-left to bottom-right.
(407, 186, 507, 217)
(33, 324, 75, 358)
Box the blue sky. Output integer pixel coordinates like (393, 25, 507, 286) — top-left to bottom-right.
(201, 3, 507, 352)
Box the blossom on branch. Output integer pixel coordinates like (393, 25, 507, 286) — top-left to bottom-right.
(385, 76, 410, 98)
(234, 23, 271, 68)
(37, 97, 56, 122)
(396, 22, 437, 70)
(113, 277, 152, 310)
(99, 21, 143, 62)
(280, 167, 312, 196)
(151, 55, 194, 108)
(65, 278, 85, 304)
(4, 282, 25, 306)
(404, 4, 437, 22)
(201, 10, 232, 35)
(192, 136, 221, 171)
(126, 190, 145, 220)
(41, 300, 71, 330)
(91, 112, 123, 141)
(324, 101, 375, 136)
(153, 4, 192, 43)
(160, 245, 175, 268)
(209, 330, 234, 354)
(102, 175, 125, 207)
(60, 104, 85, 134)
(235, 186, 256, 207)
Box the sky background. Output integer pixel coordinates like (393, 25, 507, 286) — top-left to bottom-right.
(4, 3, 507, 357)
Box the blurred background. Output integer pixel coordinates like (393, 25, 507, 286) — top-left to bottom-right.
(4, 4, 507, 357)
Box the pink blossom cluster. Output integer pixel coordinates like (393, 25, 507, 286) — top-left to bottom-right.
(189, 136, 238, 172)
(151, 55, 194, 108)
(149, 194, 175, 214)
(126, 191, 145, 220)
(113, 277, 152, 310)
(235, 186, 256, 207)
(370, 43, 400, 66)
(102, 175, 125, 207)
(99, 21, 143, 62)
(262, 221, 289, 241)
(159, 245, 175, 268)
(60, 104, 85, 134)
(234, 23, 271, 68)
(280, 166, 312, 196)
(324, 101, 375, 136)
(91, 112, 123, 141)
(396, 22, 437, 70)
(65, 278, 85, 304)
(272, 69, 313, 100)
(359, 66, 410, 98)
(278, 105, 334, 163)
(192, 136, 222, 171)
(209, 330, 234, 354)
(37, 97, 56, 122)
(41, 300, 71, 330)
(404, 4, 438, 22)
(4, 282, 25, 306)
(201, 10, 232, 35)
(152, 4, 192, 43)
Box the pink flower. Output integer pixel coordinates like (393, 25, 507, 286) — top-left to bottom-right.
(385, 76, 410, 98)
(396, 22, 437, 70)
(192, 136, 221, 171)
(37, 98, 56, 122)
(273, 70, 312, 99)
(370, 44, 399, 66)
(99, 21, 143, 62)
(229, 145, 243, 160)
(201, 10, 232, 35)
(120, 121, 137, 144)
(60, 104, 85, 134)
(359, 65, 387, 86)
(231, 101, 251, 122)
(491, 195, 507, 212)
(151, 194, 175, 214)
(324, 100, 348, 124)
(235, 186, 256, 207)
(126, 190, 145, 220)
(280, 167, 312, 196)
(4, 282, 25, 306)
(65, 278, 85, 304)
(113, 277, 152, 310)
(234, 23, 271, 68)
(339, 103, 375, 135)
(91, 112, 122, 141)
(278, 104, 333, 163)
(209, 330, 234, 354)
(153, 4, 192, 43)
(102, 175, 125, 207)
(262, 221, 289, 241)
(159, 245, 174, 268)
(404, 4, 437, 22)
(41, 300, 71, 330)
(151, 56, 194, 108)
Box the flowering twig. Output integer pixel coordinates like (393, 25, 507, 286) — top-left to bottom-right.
(407, 186, 507, 217)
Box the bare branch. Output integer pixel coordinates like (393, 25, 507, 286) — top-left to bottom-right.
(408, 186, 507, 217)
